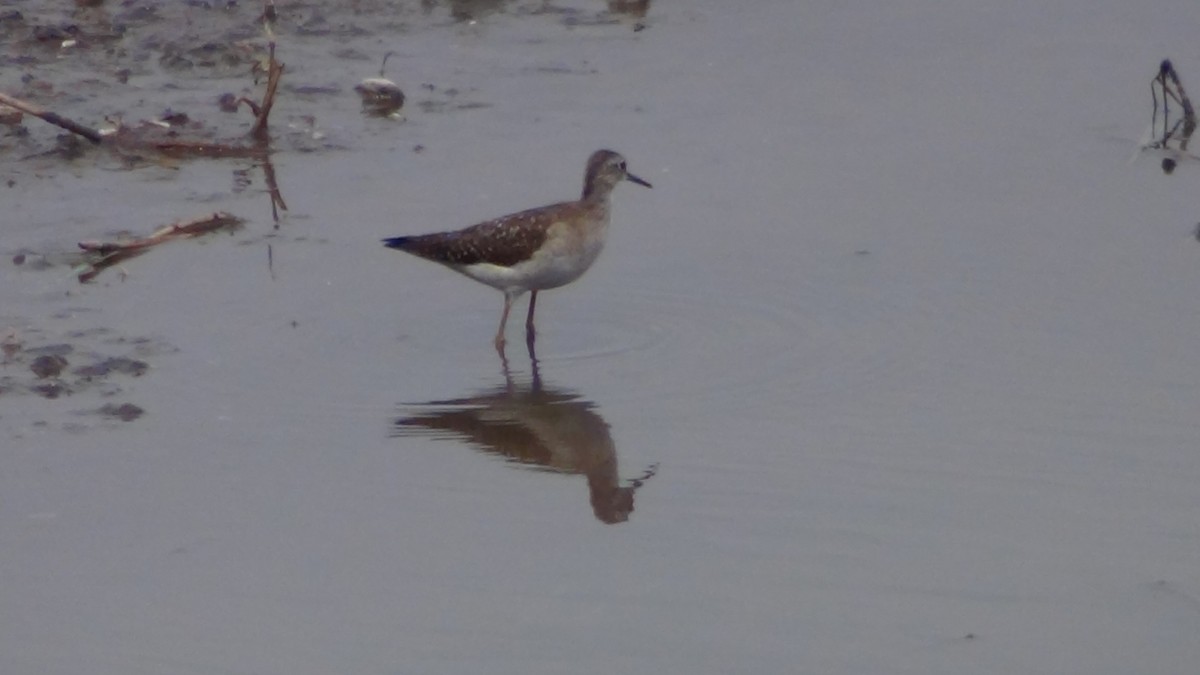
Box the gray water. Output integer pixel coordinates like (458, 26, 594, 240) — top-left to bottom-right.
(3, 1, 1199, 673)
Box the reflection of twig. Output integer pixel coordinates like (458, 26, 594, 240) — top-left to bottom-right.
(75, 212, 243, 282)
(0, 91, 103, 144)
(259, 151, 288, 225)
(241, 24, 287, 225)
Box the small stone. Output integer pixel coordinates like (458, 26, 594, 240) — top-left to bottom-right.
(99, 402, 144, 421)
(30, 354, 68, 379)
(33, 381, 68, 399)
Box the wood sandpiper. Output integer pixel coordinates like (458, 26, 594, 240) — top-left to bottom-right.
(383, 149, 652, 351)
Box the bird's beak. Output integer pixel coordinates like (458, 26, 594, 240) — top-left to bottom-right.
(626, 172, 653, 189)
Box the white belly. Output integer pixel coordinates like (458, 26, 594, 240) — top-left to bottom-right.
(457, 222, 608, 293)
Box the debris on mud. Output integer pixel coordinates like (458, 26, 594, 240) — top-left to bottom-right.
(355, 51, 405, 117)
(1, 14, 285, 157)
(74, 356, 149, 379)
(107, 40, 286, 156)
(94, 402, 145, 422)
(0, 91, 104, 144)
(2, 3, 293, 227)
(30, 353, 69, 379)
(0, 325, 165, 420)
(73, 211, 244, 282)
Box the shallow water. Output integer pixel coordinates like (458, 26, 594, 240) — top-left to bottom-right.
(3, 1, 1200, 674)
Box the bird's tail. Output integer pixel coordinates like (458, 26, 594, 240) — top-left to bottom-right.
(382, 236, 413, 250)
(382, 232, 466, 264)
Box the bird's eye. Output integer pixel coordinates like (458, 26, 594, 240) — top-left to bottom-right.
(618, 161, 627, 171)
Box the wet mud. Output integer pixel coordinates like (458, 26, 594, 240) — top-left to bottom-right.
(2, 0, 650, 431)
(1, 318, 166, 430)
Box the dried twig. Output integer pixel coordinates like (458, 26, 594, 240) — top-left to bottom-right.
(249, 41, 284, 140)
(112, 43, 285, 158)
(1149, 60, 1198, 170)
(0, 91, 103, 144)
(1153, 61, 1195, 136)
(75, 212, 243, 282)
(110, 130, 265, 158)
(1157, 60, 1195, 119)
(104, 40, 289, 223)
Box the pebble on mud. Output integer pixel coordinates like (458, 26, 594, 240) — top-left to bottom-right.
(217, 92, 239, 112)
(30, 354, 69, 379)
(97, 402, 145, 422)
(33, 381, 69, 399)
(355, 51, 404, 117)
(356, 78, 405, 116)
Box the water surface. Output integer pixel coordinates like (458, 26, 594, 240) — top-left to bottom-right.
(3, 1, 1200, 674)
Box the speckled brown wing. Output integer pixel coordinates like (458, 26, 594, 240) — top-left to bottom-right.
(384, 203, 571, 267)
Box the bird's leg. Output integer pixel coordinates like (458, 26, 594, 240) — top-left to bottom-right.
(495, 292, 515, 352)
(525, 290, 538, 346)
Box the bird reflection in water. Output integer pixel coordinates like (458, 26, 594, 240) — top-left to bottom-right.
(392, 347, 657, 524)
